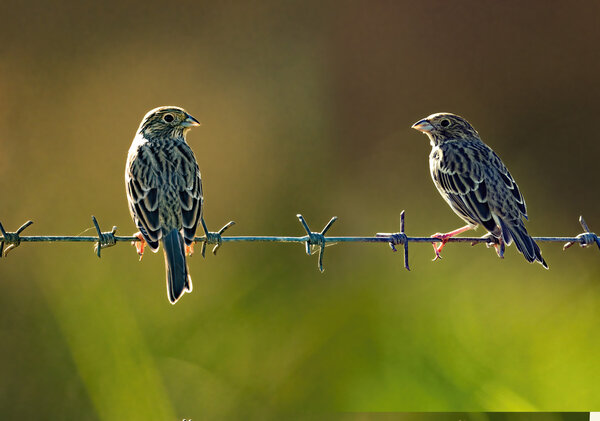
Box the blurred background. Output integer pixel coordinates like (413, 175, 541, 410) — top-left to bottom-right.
(1, 0, 600, 419)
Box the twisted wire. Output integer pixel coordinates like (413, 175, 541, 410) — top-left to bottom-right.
(0, 213, 598, 271)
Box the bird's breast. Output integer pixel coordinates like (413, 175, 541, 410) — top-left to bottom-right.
(429, 146, 443, 170)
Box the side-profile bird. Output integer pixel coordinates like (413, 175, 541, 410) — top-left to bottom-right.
(412, 112, 548, 268)
(125, 106, 203, 303)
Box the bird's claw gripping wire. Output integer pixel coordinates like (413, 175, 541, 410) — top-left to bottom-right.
(0, 220, 33, 258)
(376, 210, 410, 271)
(131, 232, 146, 260)
(92, 216, 117, 258)
(430, 224, 473, 261)
(297, 214, 337, 272)
(472, 232, 505, 258)
(200, 217, 236, 257)
(563, 216, 600, 251)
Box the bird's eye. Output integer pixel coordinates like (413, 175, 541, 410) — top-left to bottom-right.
(163, 114, 174, 123)
(440, 119, 451, 127)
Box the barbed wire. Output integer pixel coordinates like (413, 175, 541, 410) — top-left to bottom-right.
(0, 212, 598, 271)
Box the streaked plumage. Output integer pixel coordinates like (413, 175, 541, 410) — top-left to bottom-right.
(412, 112, 547, 268)
(126, 106, 203, 303)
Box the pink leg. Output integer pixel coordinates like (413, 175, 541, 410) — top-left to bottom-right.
(431, 225, 474, 261)
(492, 236, 505, 258)
(132, 232, 146, 261)
(185, 242, 195, 257)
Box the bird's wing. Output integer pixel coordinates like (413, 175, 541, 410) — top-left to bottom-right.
(484, 149, 543, 263)
(432, 142, 497, 232)
(487, 149, 528, 219)
(126, 144, 161, 249)
(172, 142, 203, 246)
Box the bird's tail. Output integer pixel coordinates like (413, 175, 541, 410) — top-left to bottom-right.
(162, 229, 193, 304)
(499, 219, 548, 269)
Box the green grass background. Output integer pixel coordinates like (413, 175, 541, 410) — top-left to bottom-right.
(1, 1, 599, 419)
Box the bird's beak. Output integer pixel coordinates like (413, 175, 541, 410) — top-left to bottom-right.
(181, 114, 201, 127)
(411, 119, 434, 133)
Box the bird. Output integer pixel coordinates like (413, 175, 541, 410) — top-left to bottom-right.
(125, 106, 203, 303)
(411, 112, 548, 268)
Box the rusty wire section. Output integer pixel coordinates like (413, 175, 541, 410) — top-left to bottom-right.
(0, 212, 598, 271)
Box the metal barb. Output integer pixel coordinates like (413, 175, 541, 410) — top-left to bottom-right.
(0, 220, 33, 257)
(563, 216, 600, 251)
(200, 217, 236, 257)
(400, 210, 409, 271)
(1, 212, 597, 268)
(376, 210, 410, 271)
(92, 216, 117, 258)
(296, 214, 338, 272)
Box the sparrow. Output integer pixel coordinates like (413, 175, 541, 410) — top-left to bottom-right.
(125, 106, 203, 303)
(412, 112, 548, 268)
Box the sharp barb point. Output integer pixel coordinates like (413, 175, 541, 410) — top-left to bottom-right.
(296, 214, 337, 272)
(0, 219, 32, 258)
(16, 220, 34, 234)
(0, 210, 595, 268)
(321, 216, 338, 235)
(297, 214, 312, 235)
(318, 246, 325, 272)
(199, 218, 233, 258)
(92, 216, 117, 258)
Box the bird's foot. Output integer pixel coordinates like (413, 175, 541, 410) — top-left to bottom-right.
(430, 233, 450, 261)
(132, 232, 146, 261)
(186, 242, 195, 257)
(473, 233, 505, 258)
(430, 225, 474, 261)
(488, 235, 505, 258)
(493, 240, 505, 258)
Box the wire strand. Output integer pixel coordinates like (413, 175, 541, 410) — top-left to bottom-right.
(1, 212, 598, 271)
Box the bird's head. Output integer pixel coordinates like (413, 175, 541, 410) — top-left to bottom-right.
(138, 106, 201, 141)
(411, 112, 479, 146)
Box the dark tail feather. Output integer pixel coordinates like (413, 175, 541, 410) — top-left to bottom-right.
(502, 221, 548, 269)
(162, 229, 192, 304)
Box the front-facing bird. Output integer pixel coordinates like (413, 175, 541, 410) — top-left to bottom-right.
(412, 112, 547, 268)
(126, 106, 203, 303)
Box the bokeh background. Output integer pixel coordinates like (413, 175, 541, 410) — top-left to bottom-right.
(1, 1, 600, 419)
